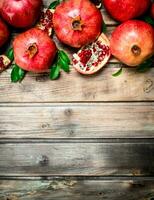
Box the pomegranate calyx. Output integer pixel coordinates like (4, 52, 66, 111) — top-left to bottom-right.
(131, 45, 141, 56)
(26, 43, 38, 59)
(71, 16, 84, 31)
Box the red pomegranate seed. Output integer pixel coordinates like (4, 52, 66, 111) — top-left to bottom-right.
(0, 57, 4, 68)
(72, 58, 78, 65)
(86, 67, 90, 71)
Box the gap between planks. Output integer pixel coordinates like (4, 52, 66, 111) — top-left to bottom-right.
(1, 176, 154, 181)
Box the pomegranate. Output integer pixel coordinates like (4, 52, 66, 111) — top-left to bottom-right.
(0, 55, 11, 73)
(53, 0, 103, 48)
(0, 0, 42, 28)
(36, 8, 54, 36)
(103, 0, 150, 22)
(0, 18, 9, 47)
(151, 3, 154, 19)
(13, 28, 57, 73)
(72, 33, 110, 74)
(110, 20, 154, 66)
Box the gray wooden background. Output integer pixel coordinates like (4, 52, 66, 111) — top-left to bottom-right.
(0, 0, 154, 199)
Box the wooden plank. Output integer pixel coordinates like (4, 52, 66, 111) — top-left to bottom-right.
(0, 180, 154, 200)
(0, 103, 154, 139)
(0, 66, 154, 102)
(0, 142, 154, 176)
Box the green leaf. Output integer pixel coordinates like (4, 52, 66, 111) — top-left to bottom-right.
(50, 64, 60, 80)
(48, 0, 60, 9)
(58, 50, 70, 65)
(143, 16, 154, 26)
(137, 57, 153, 73)
(58, 58, 70, 72)
(6, 48, 14, 61)
(102, 22, 107, 33)
(11, 64, 26, 83)
(112, 68, 123, 77)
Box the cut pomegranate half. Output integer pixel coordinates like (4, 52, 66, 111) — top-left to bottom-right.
(36, 8, 54, 36)
(0, 55, 11, 73)
(72, 33, 110, 75)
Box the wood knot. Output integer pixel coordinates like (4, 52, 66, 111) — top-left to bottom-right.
(39, 155, 49, 166)
(64, 108, 73, 117)
(144, 79, 153, 93)
(42, 123, 50, 129)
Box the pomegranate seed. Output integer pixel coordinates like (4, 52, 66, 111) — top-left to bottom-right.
(0, 57, 4, 68)
(46, 10, 53, 18)
(86, 67, 90, 71)
(106, 46, 110, 51)
(93, 47, 96, 52)
(79, 49, 92, 66)
(72, 58, 78, 65)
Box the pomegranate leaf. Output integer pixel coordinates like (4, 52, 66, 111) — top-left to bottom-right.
(58, 50, 70, 72)
(58, 50, 70, 65)
(49, 0, 60, 9)
(137, 57, 153, 73)
(112, 67, 123, 77)
(11, 64, 26, 83)
(143, 16, 154, 26)
(50, 64, 60, 80)
(58, 58, 70, 72)
(6, 48, 14, 61)
(102, 22, 107, 33)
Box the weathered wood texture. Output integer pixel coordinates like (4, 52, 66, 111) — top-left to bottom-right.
(0, 180, 154, 200)
(0, 142, 154, 176)
(0, 67, 154, 102)
(0, 103, 154, 139)
(0, 0, 154, 198)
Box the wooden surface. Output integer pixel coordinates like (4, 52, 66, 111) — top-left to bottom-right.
(0, 0, 154, 199)
(0, 180, 154, 200)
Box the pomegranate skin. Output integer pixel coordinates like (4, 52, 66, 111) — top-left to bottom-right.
(53, 0, 103, 48)
(1, 0, 42, 28)
(151, 3, 154, 19)
(103, 0, 150, 22)
(13, 28, 57, 73)
(110, 20, 154, 66)
(0, 18, 9, 47)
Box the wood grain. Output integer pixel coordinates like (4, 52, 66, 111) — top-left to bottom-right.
(0, 66, 154, 102)
(0, 180, 154, 200)
(0, 103, 154, 139)
(0, 142, 154, 176)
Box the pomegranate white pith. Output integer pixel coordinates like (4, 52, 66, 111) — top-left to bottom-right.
(36, 8, 54, 36)
(0, 55, 11, 73)
(72, 33, 110, 75)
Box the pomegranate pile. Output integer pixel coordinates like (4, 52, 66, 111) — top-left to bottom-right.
(0, 0, 153, 82)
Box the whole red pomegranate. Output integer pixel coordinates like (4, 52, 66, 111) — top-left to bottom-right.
(0, 18, 9, 47)
(53, 0, 103, 48)
(13, 28, 57, 73)
(110, 20, 154, 66)
(103, 0, 150, 22)
(0, 0, 42, 28)
(151, 3, 154, 19)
